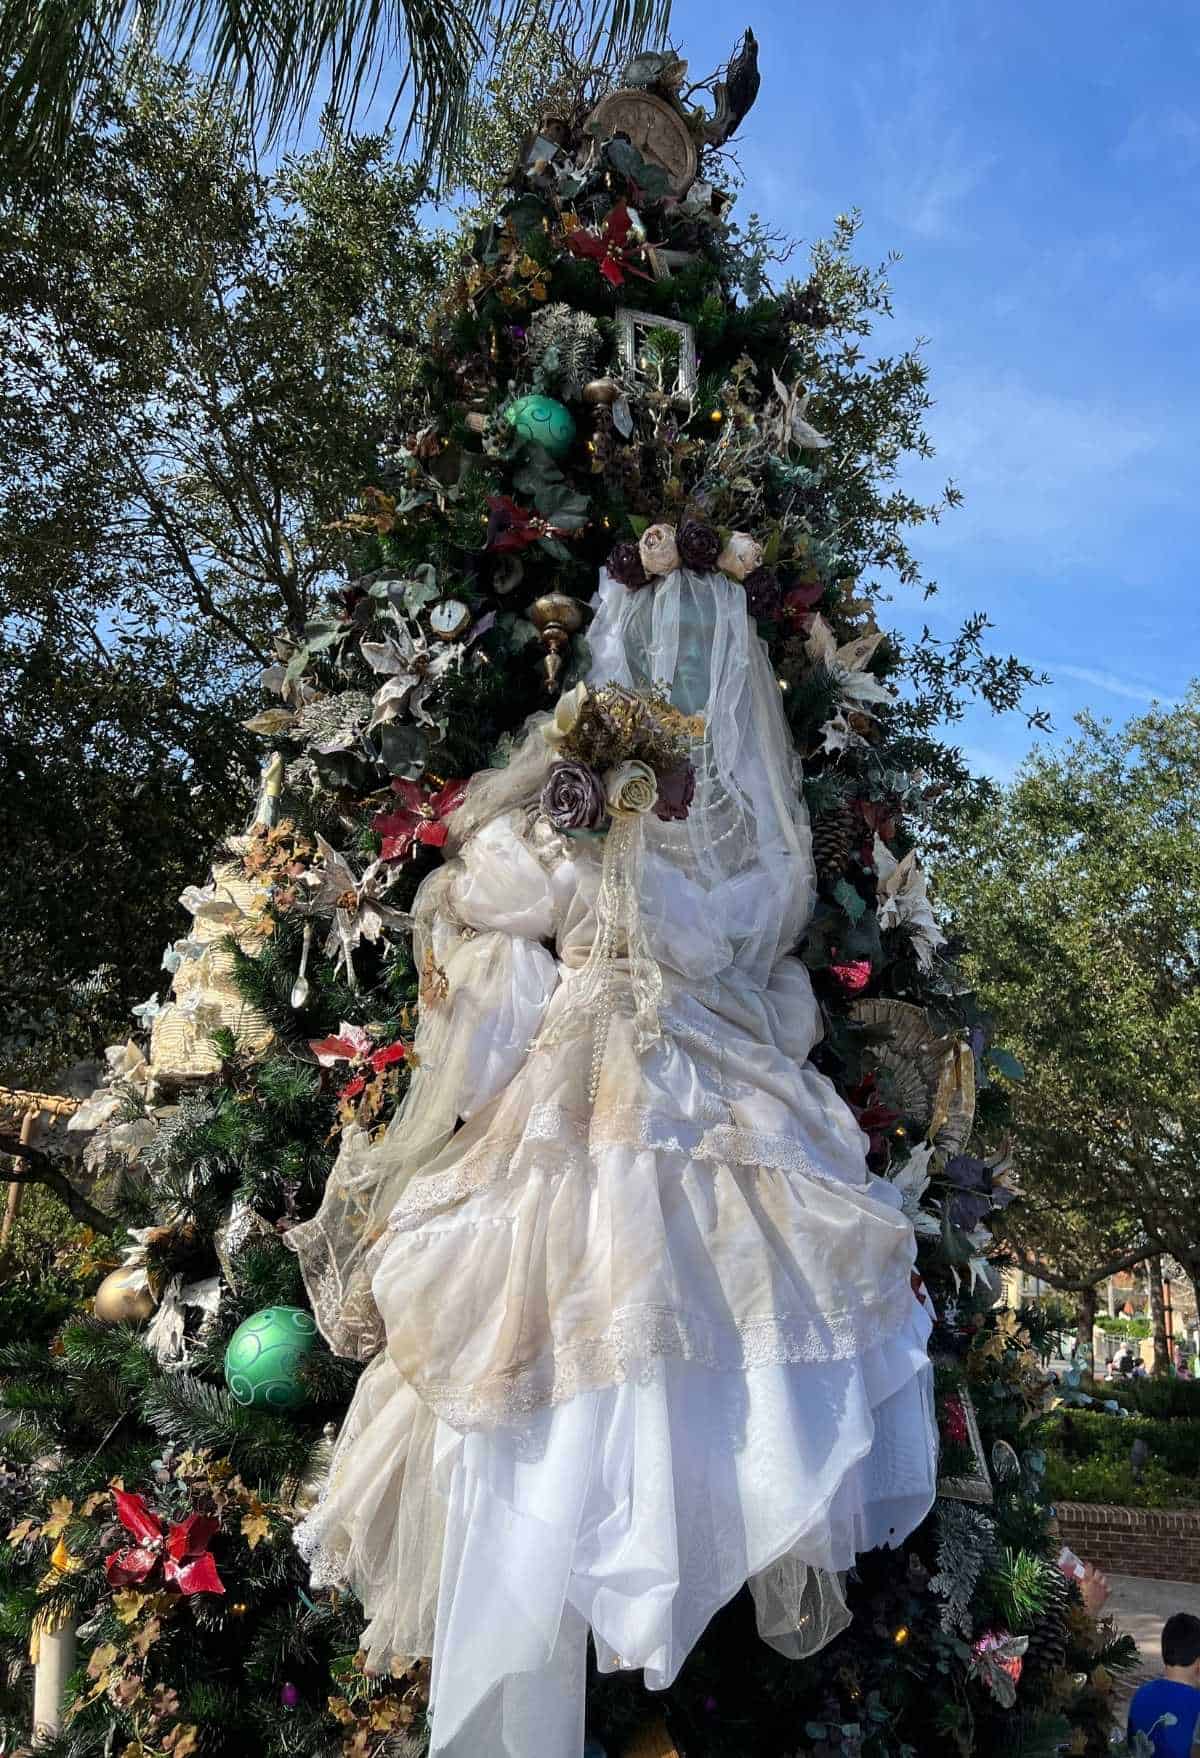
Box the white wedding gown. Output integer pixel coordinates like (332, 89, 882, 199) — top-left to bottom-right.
(289, 568, 937, 1757)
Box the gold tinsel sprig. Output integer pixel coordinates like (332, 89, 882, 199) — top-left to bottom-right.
(560, 682, 703, 775)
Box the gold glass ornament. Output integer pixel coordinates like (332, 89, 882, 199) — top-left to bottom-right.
(529, 595, 587, 694)
(583, 377, 621, 406)
(93, 1265, 157, 1324)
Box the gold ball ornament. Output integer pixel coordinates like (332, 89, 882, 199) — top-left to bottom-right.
(583, 377, 621, 406)
(93, 1266, 157, 1325)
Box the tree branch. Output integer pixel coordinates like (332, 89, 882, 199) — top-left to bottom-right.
(1011, 1241, 1156, 1293)
(0, 1138, 118, 1232)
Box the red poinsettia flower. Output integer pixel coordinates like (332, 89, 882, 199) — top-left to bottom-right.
(485, 495, 575, 554)
(308, 1022, 374, 1066)
(565, 201, 653, 289)
(105, 1490, 224, 1596)
(339, 1040, 408, 1103)
(373, 779, 468, 863)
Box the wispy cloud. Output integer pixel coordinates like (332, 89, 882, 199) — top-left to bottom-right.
(959, 743, 1023, 786)
(852, 38, 996, 239)
(1042, 664, 1178, 708)
(1115, 106, 1200, 173)
(912, 372, 1164, 568)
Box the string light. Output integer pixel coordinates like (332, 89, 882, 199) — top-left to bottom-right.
(709, 409, 723, 423)
(893, 1624, 910, 1646)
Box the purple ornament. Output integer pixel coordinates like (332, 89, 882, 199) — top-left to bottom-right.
(280, 1682, 300, 1709)
(703, 1694, 718, 1713)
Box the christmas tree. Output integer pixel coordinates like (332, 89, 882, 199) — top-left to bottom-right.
(1, 36, 1142, 1758)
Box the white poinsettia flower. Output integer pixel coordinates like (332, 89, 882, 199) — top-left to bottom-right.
(805, 615, 894, 711)
(818, 709, 869, 757)
(541, 681, 590, 747)
(361, 618, 459, 730)
(890, 1142, 941, 1236)
(300, 836, 412, 988)
(873, 835, 947, 972)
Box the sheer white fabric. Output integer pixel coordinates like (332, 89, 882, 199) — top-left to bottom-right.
(287, 567, 938, 1758)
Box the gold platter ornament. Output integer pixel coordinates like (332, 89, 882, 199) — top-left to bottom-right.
(849, 997, 976, 1155)
(586, 89, 699, 196)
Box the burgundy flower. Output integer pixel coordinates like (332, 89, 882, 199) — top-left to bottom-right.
(606, 540, 650, 591)
(743, 566, 783, 621)
(654, 761, 696, 822)
(783, 579, 825, 629)
(541, 760, 606, 831)
(675, 519, 721, 571)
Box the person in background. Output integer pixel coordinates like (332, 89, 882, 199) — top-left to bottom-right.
(1175, 1346, 1191, 1380)
(1133, 1357, 1149, 1379)
(1127, 1611, 1200, 1756)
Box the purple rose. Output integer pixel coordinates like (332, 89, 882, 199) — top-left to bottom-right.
(675, 518, 721, 571)
(541, 760, 606, 831)
(743, 566, 783, 621)
(654, 761, 696, 822)
(606, 540, 650, 591)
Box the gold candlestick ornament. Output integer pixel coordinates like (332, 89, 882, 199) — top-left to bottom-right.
(529, 593, 587, 694)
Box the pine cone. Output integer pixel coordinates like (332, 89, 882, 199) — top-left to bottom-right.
(1021, 1568, 1071, 1689)
(812, 801, 858, 881)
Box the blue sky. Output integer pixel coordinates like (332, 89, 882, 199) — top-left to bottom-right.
(666, 0, 1198, 779)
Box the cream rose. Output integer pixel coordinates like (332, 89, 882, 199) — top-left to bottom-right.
(604, 760, 658, 816)
(541, 680, 589, 747)
(638, 522, 680, 578)
(716, 531, 763, 582)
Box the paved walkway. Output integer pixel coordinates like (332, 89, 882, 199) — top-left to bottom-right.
(1107, 1573, 1200, 1719)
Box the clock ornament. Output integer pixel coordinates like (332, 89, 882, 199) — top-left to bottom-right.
(584, 89, 698, 198)
(428, 598, 473, 642)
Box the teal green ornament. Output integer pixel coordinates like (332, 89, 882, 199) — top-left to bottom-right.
(505, 394, 576, 459)
(224, 1306, 318, 1410)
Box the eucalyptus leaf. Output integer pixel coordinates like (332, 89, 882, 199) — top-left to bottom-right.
(377, 722, 428, 780)
(833, 878, 866, 924)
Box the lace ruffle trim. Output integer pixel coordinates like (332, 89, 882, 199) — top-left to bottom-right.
(408, 1285, 920, 1432)
(388, 1098, 866, 1234)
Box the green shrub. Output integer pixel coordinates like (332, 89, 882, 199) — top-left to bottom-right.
(1044, 1451, 1196, 1509)
(1096, 1316, 1150, 1339)
(1043, 1407, 1200, 1508)
(1101, 1376, 1200, 1420)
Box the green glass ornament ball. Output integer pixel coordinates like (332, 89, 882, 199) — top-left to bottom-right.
(224, 1306, 318, 1411)
(505, 394, 576, 459)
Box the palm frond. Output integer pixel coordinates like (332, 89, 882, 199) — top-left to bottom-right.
(0, 0, 673, 185)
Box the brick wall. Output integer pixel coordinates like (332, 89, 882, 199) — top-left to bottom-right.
(1055, 1502, 1200, 1582)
